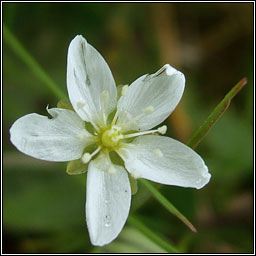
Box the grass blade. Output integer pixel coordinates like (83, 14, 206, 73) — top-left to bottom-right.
(135, 78, 247, 232)
(3, 23, 66, 100)
(187, 78, 247, 149)
(128, 215, 181, 253)
(140, 179, 197, 232)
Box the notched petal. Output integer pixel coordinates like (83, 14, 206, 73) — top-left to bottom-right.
(9, 108, 89, 162)
(116, 64, 186, 131)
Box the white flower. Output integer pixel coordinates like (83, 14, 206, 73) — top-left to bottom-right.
(10, 35, 211, 246)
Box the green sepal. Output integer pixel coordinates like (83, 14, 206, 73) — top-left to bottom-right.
(106, 109, 117, 125)
(57, 99, 74, 111)
(66, 158, 88, 175)
(85, 121, 96, 135)
(128, 173, 138, 195)
(109, 151, 124, 166)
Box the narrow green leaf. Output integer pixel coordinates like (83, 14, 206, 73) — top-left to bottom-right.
(140, 179, 197, 232)
(3, 23, 66, 100)
(128, 215, 181, 253)
(187, 77, 247, 149)
(134, 78, 247, 232)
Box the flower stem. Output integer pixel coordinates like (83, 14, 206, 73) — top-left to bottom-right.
(137, 77, 247, 233)
(128, 215, 181, 253)
(3, 23, 66, 100)
(187, 77, 247, 149)
(140, 179, 197, 233)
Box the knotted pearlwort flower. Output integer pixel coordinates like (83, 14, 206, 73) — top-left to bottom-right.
(10, 35, 211, 246)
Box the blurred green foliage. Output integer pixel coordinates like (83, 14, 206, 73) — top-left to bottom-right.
(3, 2, 253, 253)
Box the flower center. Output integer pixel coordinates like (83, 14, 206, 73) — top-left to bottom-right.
(101, 125, 123, 149)
(80, 120, 167, 164)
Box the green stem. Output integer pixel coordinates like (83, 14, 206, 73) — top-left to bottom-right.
(140, 179, 197, 232)
(187, 78, 247, 149)
(135, 78, 247, 232)
(3, 23, 66, 100)
(128, 215, 181, 253)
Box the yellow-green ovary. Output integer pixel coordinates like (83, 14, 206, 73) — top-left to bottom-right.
(101, 126, 123, 149)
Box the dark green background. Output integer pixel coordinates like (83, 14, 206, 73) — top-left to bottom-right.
(3, 2, 253, 253)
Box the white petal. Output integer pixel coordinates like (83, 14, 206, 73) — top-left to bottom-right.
(116, 64, 185, 131)
(10, 108, 93, 162)
(118, 135, 210, 189)
(86, 154, 131, 246)
(67, 35, 117, 126)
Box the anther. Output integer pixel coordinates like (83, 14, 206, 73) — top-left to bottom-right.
(157, 125, 167, 134)
(81, 146, 101, 164)
(81, 153, 91, 164)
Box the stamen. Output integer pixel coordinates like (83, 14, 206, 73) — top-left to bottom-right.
(81, 146, 101, 164)
(81, 153, 91, 164)
(157, 125, 167, 134)
(123, 125, 168, 139)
